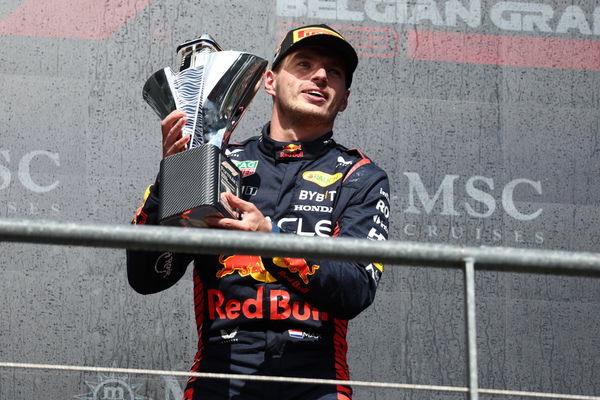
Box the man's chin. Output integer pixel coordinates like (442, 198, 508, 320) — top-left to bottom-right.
(294, 106, 336, 124)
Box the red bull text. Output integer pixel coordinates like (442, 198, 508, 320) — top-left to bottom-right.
(207, 287, 328, 321)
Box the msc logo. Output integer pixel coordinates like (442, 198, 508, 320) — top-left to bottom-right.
(302, 171, 342, 187)
(403, 172, 543, 221)
(0, 150, 60, 193)
(73, 372, 150, 400)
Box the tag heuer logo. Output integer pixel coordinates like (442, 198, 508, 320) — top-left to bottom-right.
(232, 160, 258, 177)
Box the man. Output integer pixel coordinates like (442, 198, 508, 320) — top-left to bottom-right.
(127, 24, 390, 400)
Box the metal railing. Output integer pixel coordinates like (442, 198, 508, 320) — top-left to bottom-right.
(1, 218, 600, 400)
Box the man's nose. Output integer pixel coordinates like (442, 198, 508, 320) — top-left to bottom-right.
(311, 66, 328, 83)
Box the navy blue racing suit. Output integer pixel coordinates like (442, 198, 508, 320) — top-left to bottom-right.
(127, 124, 390, 400)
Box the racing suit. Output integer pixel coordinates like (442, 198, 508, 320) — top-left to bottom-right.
(127, 123, 390, 400)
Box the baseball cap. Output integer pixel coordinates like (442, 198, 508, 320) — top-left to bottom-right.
(272, 24, 358, 88)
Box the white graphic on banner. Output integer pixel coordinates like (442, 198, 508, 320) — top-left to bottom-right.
(0, 150, 60, 193)
(490, 2, 597, 35)
(74, 373, 151, 400)
(403, 173, 542, 221)
(1, 149, 61, 217)
(74, 373, 187, 400)
(162, 376, 184, 400)
(276, 0, 481, 26)
(400, 172, 545, 245)
(276, 0, 600, 36)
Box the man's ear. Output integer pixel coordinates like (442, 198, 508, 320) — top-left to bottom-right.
(264, 70, 276, 96)
(338, 90, 350, 112)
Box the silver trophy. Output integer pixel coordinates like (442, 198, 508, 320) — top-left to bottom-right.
(143, 34, 267, 227)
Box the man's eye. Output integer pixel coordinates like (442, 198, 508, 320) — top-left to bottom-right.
(328, 69, 342, 77)
(298, 61, 310, 67)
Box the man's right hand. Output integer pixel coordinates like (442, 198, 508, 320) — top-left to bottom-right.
(161, 110, 190, 158)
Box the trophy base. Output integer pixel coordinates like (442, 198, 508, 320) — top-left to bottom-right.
(158, 144, 242, 228)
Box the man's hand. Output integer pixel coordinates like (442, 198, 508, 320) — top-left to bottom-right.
(205, 192, 273, 232)
(162, 110, 190, 158)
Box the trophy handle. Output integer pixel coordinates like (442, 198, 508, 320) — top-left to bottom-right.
(203, 54, 268, 149)
(142, 67, 179, 119)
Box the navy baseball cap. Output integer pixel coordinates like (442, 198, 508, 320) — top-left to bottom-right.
(272, 24, 358, 88)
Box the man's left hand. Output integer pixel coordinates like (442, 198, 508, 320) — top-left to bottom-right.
(205, 192, 272, 232)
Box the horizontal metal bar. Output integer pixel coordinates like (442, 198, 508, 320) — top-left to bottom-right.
(0, 361, 469, 393)
(1, 218, 600, 272)
(1, 361, 599, 400)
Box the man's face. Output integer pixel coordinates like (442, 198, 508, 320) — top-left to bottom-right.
(265, 46, 350, 129)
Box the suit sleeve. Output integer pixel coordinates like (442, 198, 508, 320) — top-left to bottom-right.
(263, 163, 390, 319)
(126, 183, 194, 294)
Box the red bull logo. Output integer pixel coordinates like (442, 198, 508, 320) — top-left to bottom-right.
(208, 287, 328, 321)
(272, 257, 319, 284)
(217, 255, 276, 283)
(282, 144, 302, 152)
(279, 144, 304, 158)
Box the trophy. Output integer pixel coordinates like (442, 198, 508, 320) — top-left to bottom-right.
(142, 34, 267, 227)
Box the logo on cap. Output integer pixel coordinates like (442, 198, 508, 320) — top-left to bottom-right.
(292, 27, 343, 43)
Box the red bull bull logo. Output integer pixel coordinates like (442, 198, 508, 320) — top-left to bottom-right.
(272, 257, 319, 284)
(217, 255, 276, 283)
(279, 144, 304, 158)
(283, 144, 302, 152)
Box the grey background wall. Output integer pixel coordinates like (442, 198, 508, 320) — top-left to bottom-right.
(1, 0, 599, 399)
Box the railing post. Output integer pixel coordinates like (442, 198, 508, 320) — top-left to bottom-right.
(464, 257, 479, 400)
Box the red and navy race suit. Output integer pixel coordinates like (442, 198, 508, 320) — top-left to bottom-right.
(127, 124, 390, 400)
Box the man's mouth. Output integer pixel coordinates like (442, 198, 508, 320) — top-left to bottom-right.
(303, 90, 327, 100)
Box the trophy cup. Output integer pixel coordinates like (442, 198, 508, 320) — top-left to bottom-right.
(142, 34, 267, 227)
